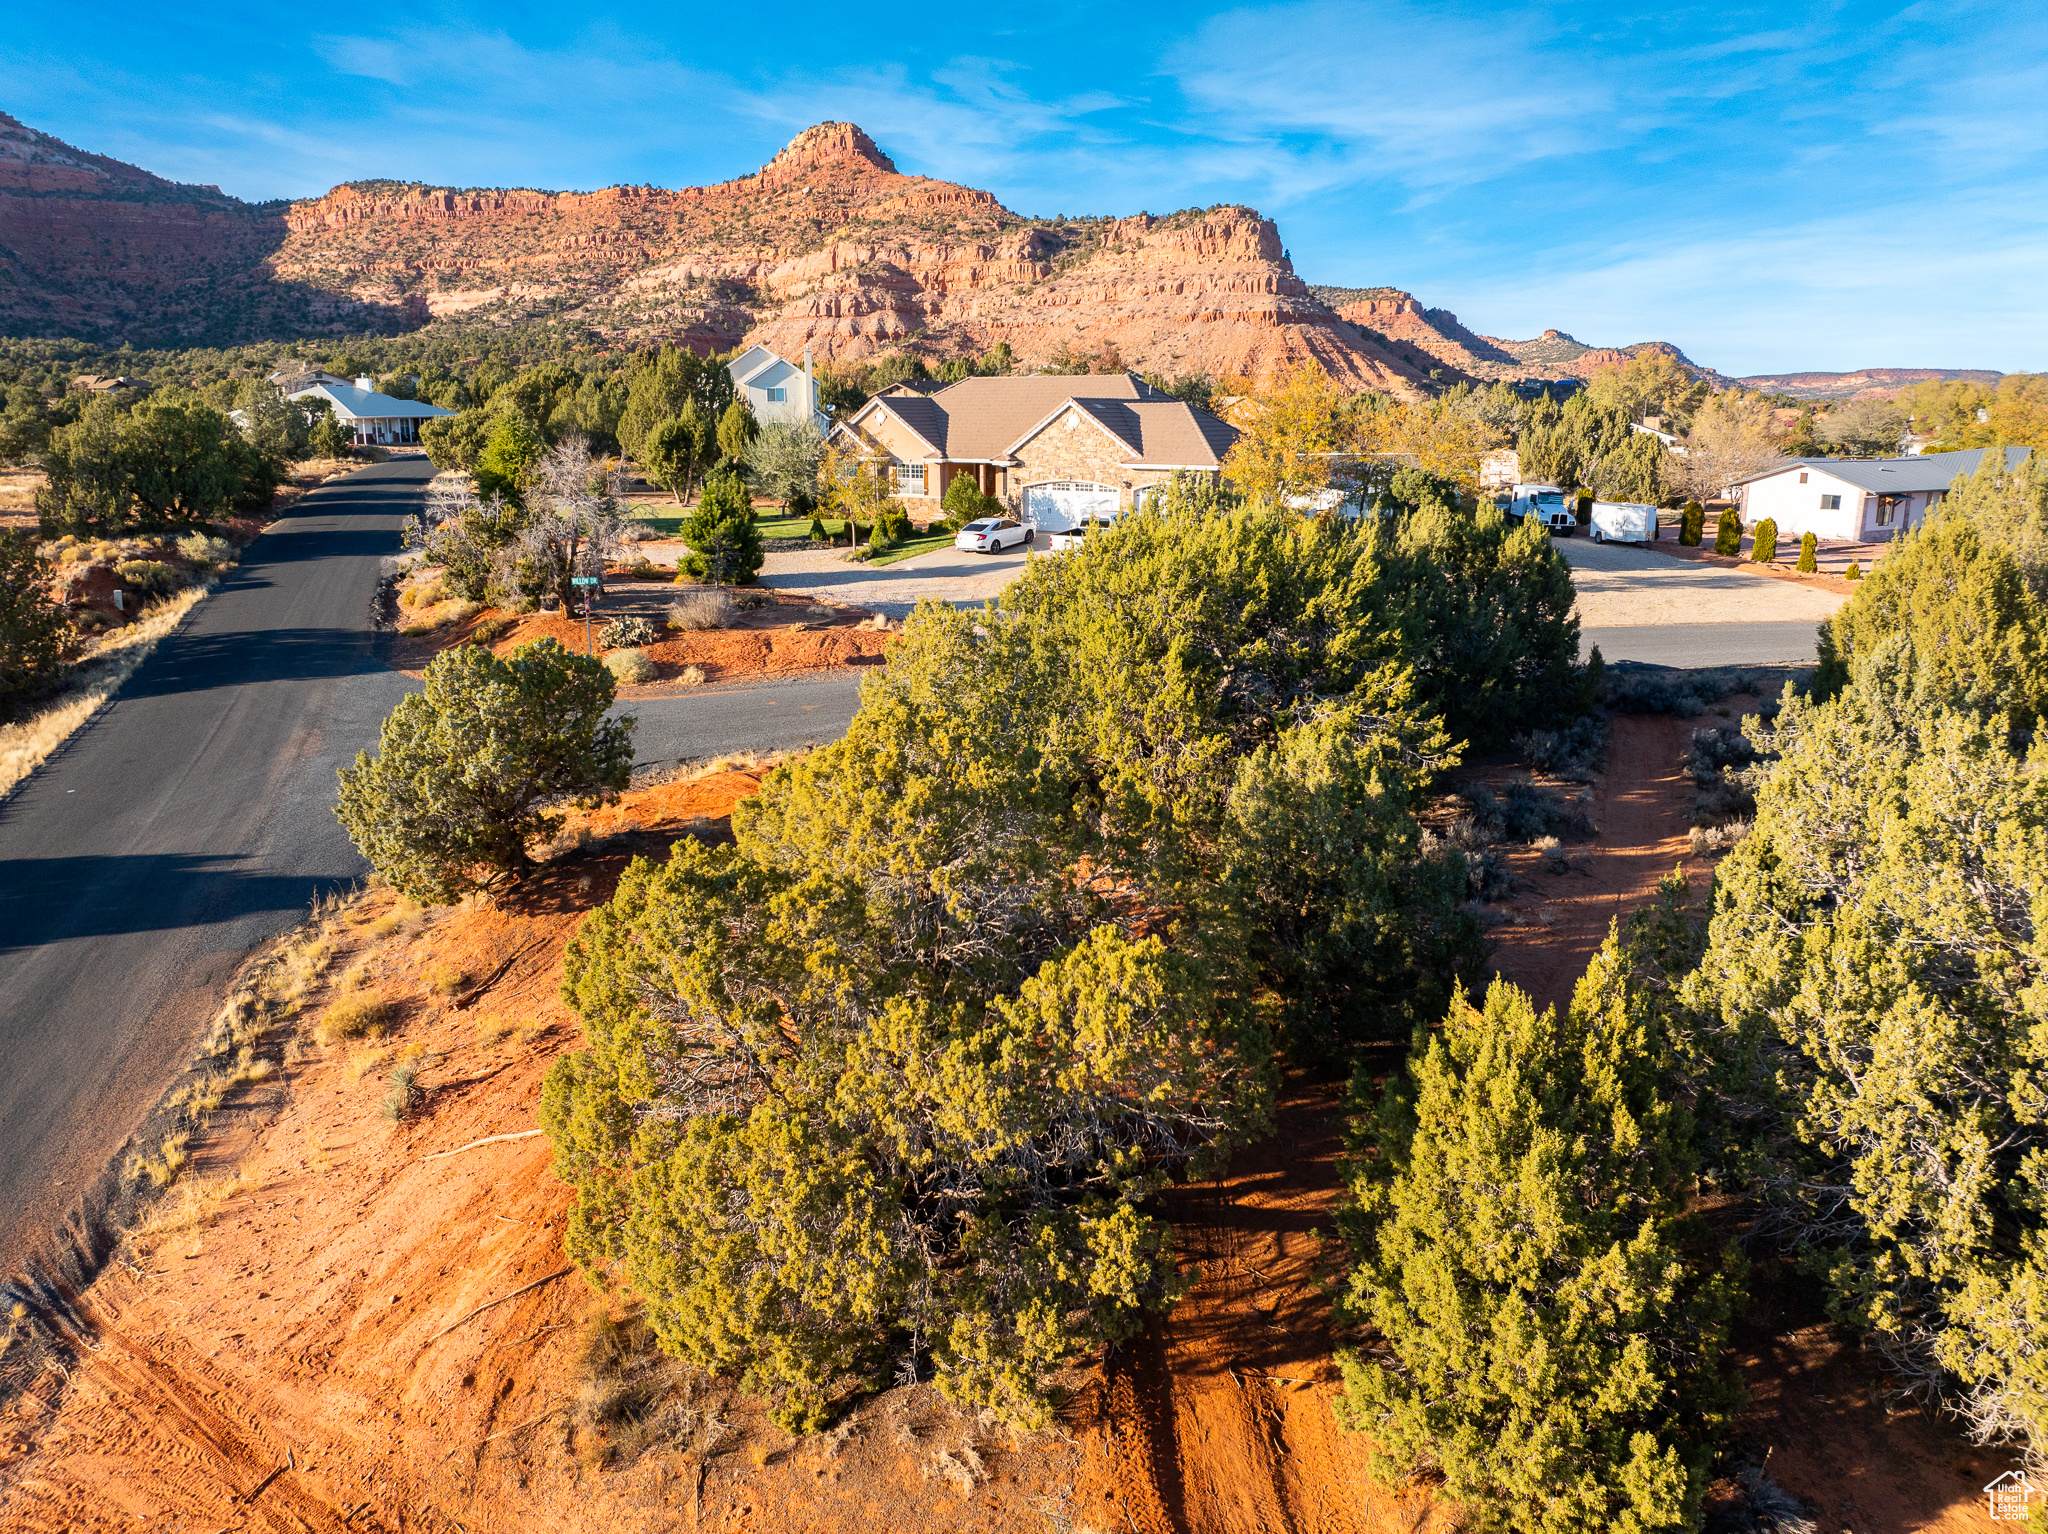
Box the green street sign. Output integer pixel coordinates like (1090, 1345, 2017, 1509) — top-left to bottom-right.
(570, 575, 601, 586)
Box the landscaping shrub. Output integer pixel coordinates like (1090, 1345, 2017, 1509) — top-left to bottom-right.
(1796, 531, 1817, 573)
(1510, 715, 1609, 780)
(1751, 517, 1778, 563)
(1679, 501, 1704, 546)
(603, 648, 657, 685)
(175, 532, 235, 568)
(116, 559, 183, 598)
(1845, 560, 1861, 580)
(679, 472, 763, 584)
(668, 590, 735, 630)
(335, 638, 635, 903)
(597, 615, 657, 649)
(1714, 507, 1742, 556)
(807, 516, 827, 542)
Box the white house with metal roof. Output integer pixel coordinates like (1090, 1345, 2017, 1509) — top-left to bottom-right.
(727, 344, 828, 433)
(283, 375, 454, 447)
(1729, 447, 2031, 542)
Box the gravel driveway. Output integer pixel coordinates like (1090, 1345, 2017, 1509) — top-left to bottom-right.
(756, 542, 1033, 619)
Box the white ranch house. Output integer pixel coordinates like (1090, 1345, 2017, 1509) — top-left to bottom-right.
(1729, 447, 2031, 542)
(727, 344, 828, 433)
(284, 376, 454, 447)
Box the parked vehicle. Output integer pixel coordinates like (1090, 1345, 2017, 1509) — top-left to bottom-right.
(954, 517, 1033, 554)
(1589, 502, 1659, 543)
(1047, 519, 1110, 552)
(1507, 483, 1577, 535)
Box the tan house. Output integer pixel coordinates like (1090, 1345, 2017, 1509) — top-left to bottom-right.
(828, 373, 1238, 530)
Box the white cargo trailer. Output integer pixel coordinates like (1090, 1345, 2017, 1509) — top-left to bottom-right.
(1589, 502, 1658, 543)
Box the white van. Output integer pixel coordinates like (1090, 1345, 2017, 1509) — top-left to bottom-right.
(1507, 483, 1577, 535)
(1589, 502, 1659, 543)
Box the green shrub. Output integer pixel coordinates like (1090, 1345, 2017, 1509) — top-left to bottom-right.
(0, 533, 68, 708)
(679, 472, 764, 584)
(381, 1060, 424, 1122)
(1796, 532, 1817, 573)
(116, 559, 183, 597)
(1679, 501, 1704, 546)
(176, 532, 236, 568)
(1845, 560, 1861, 581)
(1751, 517, 1778, 563)
(807, 516, 827, 542)
(1713, 507, 1741, 556)
(335, 638, 635, 903)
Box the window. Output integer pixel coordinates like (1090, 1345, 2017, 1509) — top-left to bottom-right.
(765, 386, 787, 402)
(1820, 494, 1841, 510)
(894, 463, 927, 495)
(1798, 472, 1808, 484)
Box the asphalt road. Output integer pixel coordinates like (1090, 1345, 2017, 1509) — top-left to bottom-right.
(0, 458, 428, 1270)
(1578, 620, 1828, 668)
(0, 462, 876, 1271)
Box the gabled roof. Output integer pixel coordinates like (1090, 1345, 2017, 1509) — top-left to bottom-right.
(288, 383, 454, 421)
(929, 373, 1149, 461)
(1063, 399, 1238, 467)
(1734, 446, 2031, 493)
(727, 344, 780, 386)
(831, 372, 1237, 470)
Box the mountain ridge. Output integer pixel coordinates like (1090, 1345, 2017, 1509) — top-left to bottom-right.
(0, 109, 2001, 397)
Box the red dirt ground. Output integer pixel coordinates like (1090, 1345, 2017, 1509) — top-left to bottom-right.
(387, 581, 893, 689)
(0, 727, 2013, 1533)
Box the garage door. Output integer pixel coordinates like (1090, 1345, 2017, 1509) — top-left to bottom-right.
(1022, 481, 1118, 533)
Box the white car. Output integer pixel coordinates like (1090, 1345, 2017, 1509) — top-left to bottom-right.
(1047, 518, 1111, 552)
(954, 517, 1033, 554)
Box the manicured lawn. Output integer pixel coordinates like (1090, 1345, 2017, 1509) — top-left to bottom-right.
(861, 533, 957, 567)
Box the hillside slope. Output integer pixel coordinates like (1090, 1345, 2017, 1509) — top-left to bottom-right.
(1731, 366, 2004, 400)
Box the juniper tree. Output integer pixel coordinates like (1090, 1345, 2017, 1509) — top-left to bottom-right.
(1684, 652, 2048, 1469)
(335, 639, 634, 903)
(1338, 960, 1741, 1534)
(542, 503, 1497, 1431)
(1713, 506, 1741, 556)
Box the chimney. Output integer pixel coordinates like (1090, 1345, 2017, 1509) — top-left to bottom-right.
(356, 375, 373, 391)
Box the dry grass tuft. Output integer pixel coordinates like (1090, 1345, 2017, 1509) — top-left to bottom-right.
(0, 583, 213, 801)
(1690, 819, 1751, 855)
(680, 664, 707, 686)
(603, 647, 657, 685)
(317, 993, 393, 1045)
(380, 1059, 424, 1122)
(668, 589, 735, 631)
(428, 964, 469, 996)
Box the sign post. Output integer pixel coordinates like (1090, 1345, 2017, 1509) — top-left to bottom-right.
(571, 575, 601, 655)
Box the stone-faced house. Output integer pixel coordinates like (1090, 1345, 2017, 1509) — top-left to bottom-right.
(827, 373, 1238, 529)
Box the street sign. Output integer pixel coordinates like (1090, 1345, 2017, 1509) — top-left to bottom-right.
(570, 575, 601, 586)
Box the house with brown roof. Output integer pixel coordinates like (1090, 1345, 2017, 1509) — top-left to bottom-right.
(828, 373, 1238, 530)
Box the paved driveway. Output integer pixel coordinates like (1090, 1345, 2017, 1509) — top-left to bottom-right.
(1559, 538, 1848, 667)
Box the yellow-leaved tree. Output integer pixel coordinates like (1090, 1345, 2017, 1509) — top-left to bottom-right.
(1221, 363, 1349, 503)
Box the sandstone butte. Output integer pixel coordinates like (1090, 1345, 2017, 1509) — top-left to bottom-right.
(1, 108, 1735, 391)
(0, 112, 1421, 390)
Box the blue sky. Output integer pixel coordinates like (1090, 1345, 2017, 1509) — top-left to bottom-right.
(6, 1, 2045, 375)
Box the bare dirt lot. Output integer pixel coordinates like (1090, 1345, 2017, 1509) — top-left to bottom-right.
(0, 727, 2011, 1533)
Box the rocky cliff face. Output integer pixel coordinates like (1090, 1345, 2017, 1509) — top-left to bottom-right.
(264, 122, 1428, 390)
(0, 111, 1430, 389)
(0, 111, 394, 343)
